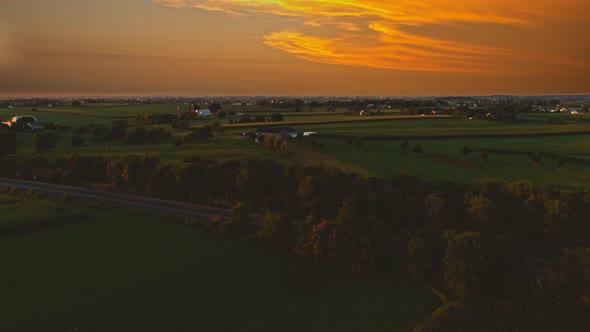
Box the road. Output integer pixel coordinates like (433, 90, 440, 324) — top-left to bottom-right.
(0, 177, 260, 223)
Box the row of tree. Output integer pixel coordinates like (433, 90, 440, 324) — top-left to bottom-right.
(0, 152, 588, 328)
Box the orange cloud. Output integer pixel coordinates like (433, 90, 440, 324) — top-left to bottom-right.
(156, 0, 589, 73)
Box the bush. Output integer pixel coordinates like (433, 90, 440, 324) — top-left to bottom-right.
(137, 113, 174, 125)
(462, 145, 472, 157)
(212, 122, 224, 134)
(111, 125, 127, 141)
(413, 144, 423, 155)
(255, 115, 266, 122)
(215, 110, 226, 118)
(401, 140, 409, 152)
(0, 130, 17, 157)
(238, 116, 253, 123)
(32, 130, 58, 150)
(171, 118, 189, 129)
(269, 113, 284, 122)
(280, 141, 289, 155)
(480, 151, 489, 161)
(71, 135, 84, 147)
(90, 125, 109, 140)
(230, 202, 251, 230)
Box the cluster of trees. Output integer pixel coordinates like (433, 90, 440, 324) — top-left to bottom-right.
(227, 113, 283, 124)
(32, 130, 58, 150)
(77, 122, 171, 145)
(263, 134, 289, 155)
(175, 126, 214, 146)
(0, 128, 17, 157)
(136, 113, 175, 125)
(1, 151, 588, 328)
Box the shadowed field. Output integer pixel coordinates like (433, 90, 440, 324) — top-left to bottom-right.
(0, 195, 437, 332)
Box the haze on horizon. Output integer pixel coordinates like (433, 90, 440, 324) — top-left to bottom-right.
(0, 0, 589, 97)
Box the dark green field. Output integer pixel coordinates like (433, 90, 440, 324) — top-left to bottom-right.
(0, 195, 437, 332)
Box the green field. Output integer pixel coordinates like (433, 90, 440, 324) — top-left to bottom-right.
(4, 104, 590, 187)
(0, 195, 437, 331)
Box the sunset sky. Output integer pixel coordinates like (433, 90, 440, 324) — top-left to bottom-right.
(0, 0, 588, 96)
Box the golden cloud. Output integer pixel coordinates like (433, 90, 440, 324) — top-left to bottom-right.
(156, 0, 588, 73)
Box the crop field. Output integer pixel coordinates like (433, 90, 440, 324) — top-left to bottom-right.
(0, 195, 436, 332)
(3, 104, 590, 187)
(295, 136, 590, 187)
(296, 118, 590, 138)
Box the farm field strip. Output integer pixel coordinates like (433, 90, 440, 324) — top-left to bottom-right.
(220, 115, 458, 130)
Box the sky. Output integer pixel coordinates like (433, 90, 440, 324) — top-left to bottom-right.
(0, 0, 589, 96)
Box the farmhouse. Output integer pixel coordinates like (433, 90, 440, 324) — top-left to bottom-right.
(197, 109, 214, 118)
(2, 115, 43, 132)
(256, 126, 298, 140)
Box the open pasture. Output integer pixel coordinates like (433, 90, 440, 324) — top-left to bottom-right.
(298, 118, 590, 138)
(301, 135, 590, 187)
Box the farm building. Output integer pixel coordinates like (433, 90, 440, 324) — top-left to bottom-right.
(256, 126, 298, 140)
(1, 115, 43, 131)
(197, 109, 214, 118)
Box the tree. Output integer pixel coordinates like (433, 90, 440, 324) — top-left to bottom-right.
(269, 113, 283, 122)
(544, 199, 571, 241)
(209, 102, 222, 113)
(0, 129, 17, 157)
(71, 135, 84, 147)
(425, 193, 446, 232)
(211, 122, 224, 134)
(280, 141, 289, 155)
(405, 235, 431, 281)
(558, 156, 566, 169)
(258, 210, 294, 249)
(401, 139, 409, 152)
(171, 118, 189, 129)
(72, 100, 82, 107)
(215, 110, 226, 118)
(32, 130, 58, 150)
(90, 125, 109, 140)
(442, 231, 483, 300)
(230, 202, 251, 230)
(111, 125, 127, 141)
(480, 150, 489, 162)
(413, 144, 424, 155)
(462, 145, 472, 157)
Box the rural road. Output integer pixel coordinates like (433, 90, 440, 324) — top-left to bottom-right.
(0, 177, 260, 223)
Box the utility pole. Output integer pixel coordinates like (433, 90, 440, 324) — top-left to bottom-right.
(145, 137, 151, 194)
(106, 144, 112, 200)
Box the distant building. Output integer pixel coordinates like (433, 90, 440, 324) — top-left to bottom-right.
(197, 109, 214, 118)
(1, 115, 43, 131)
(256, 126, 298, 140)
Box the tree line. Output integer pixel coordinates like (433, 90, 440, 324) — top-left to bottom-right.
(0, 152, 588, 329)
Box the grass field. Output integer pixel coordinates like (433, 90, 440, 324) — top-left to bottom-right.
(4, 104, 590, 188)
(298, 136, 590, 187)
(0, 195, 437, 332)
